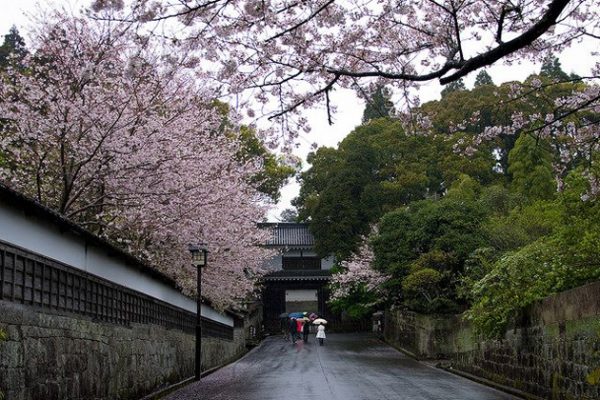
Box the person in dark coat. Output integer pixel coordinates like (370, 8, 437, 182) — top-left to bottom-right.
(302, 320, 310, 343)
(289, 318, 297, 343)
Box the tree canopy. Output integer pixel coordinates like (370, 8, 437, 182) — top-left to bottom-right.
(90, 0, 598, 134)
(294, 116, 498, 259)
(474, 70, 494, 87)
(0, 14, 283, 310)
(295, 70, 600, 334)
(362, 86, 395, 123)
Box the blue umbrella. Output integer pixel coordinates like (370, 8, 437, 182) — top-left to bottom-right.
(288, 312, 304, 318)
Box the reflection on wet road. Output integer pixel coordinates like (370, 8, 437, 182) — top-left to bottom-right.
(164, 333, 517, 400)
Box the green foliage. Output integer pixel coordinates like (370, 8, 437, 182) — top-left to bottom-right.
(539, 55, 569, 82)
(587, 368, 600, 386)
(403, 251, 462, 313)
(295, 118, 496, 259)
(474, 70, 494, 87)
(483, 200, 562, 252)
(478, 184, 526, 216)
(441, 78, 466, 97)
(236, 125, 297, 202)
(328, 283, 384, 319)
(0, 26, 27, 71)
(295, 65, 600, 329)
(402, 268, 442, 300)
(467, 170, 600, 337)
(456, 247, 497, 302)
(372, 188, 488, 313)
(362, 85, 395, 122)
(466, 239, 561, 337)
(419, 76, 589, 176)
(278, 208, 298, 222)
(508, 133, 555, 201)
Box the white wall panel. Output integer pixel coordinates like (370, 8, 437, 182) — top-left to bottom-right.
(0, 202, 233, 326)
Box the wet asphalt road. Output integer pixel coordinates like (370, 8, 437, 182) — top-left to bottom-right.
(164, 333, 517, 400)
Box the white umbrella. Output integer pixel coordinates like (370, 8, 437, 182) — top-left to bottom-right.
(312, 318, 328, 325)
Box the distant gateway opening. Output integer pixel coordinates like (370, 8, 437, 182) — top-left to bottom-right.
(285, 289, 318, 313)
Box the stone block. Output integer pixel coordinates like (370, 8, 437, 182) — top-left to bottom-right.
(0, 302, 25, 325)
(0, 341, 23, 368)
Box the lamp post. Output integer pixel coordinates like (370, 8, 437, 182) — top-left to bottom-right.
(189, 243, 208, 381)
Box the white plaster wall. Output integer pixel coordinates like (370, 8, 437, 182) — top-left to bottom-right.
(0, 202, 233, 327)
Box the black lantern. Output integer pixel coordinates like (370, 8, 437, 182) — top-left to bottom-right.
(189, 243, 208, 381)
(189, 243, 208, 268)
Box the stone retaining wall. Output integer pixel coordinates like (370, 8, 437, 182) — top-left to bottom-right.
(384, 282, 600, 400)
(0, 301, 249, 400)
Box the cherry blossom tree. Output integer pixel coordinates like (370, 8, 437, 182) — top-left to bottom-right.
(0, 11, 275, 309)
(329, 235, 389, 310)
(90, 1, 598, 121)
(459, 70, 600, 195)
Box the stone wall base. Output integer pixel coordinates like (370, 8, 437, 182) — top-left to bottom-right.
(384, 282, 600, 400)
(0, 301, 250, 400)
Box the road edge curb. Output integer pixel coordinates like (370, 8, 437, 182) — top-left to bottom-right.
(382, 338, 537, 400)
(437, 364, 542, 400)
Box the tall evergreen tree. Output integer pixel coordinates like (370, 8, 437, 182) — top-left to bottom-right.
(0, 26, 28, 70)
(539, 55, 569, 82)
(474, 70, 494, 87)
(440, 78, 466, 97)
(362, 85, 395, 122)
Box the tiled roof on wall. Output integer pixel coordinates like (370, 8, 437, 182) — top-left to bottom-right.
(0, 183, 178, 289)
(258, 223, 315, 247)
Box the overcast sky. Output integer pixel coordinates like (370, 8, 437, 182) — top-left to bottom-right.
(1, 1, 597, 220)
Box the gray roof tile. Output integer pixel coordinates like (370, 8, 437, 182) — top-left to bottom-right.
(259, 223, 315, 247)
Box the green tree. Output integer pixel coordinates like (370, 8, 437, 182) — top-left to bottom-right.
(362, 85, 395, 122)
(474, 70, 494, 87)
(466, 169, 600, 337)
(295, 118, 495, 259)
(539, 55, 569, 82)
(507, 133, 555, 201)
(372, 186, 488, 312)
(419, 81, 519, 174)
(0, 26, 27, 70)
(278, 208, 298, 222)
(440, 78, 466, 97)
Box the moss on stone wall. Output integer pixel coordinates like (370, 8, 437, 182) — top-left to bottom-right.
(0, 327, 6, 400)
(586, 329, 600, 386)
(385, 281, 600, 399)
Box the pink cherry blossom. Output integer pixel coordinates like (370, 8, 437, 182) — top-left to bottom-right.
(90, 0, 598, 135)
(330, 234, 389, 302)
(0, 11, 275, 310)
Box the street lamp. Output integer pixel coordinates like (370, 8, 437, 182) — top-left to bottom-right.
(189, 243, 208, 381)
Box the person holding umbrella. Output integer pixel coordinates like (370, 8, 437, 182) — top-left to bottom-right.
(289, 318, 297, 343)
(296, 318, 304, 341)
(313, 318, 327, 346)
(302, 319, 310, 343)
(279, 313, 289, 341)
